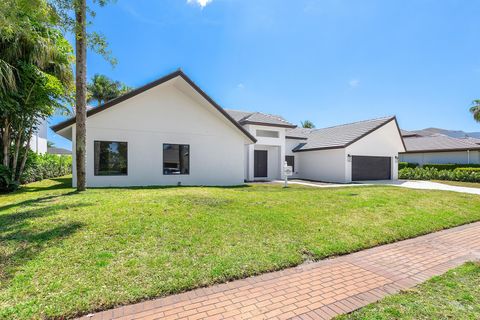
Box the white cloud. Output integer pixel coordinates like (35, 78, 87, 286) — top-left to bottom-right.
(187, 0, 212, 8)
(236, 83, 245, 90)
(349, 79, 360, 88)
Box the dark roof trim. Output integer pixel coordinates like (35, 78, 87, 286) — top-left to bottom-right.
(293, 117, 405, 153)
(239, 120, 297, 129)
(50, 70, 257, 143)
(401, 147, 480, 154)
(286, 136, 308, 140)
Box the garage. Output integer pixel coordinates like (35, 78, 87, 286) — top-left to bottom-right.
(352, 156, 391, 181)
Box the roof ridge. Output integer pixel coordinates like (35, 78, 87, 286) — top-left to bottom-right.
(313, 115, 395, 131)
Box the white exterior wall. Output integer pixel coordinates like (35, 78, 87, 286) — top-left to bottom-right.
(70, 81, 248, 187)
(285, 138, 304, 178)
(346, 120, 405, 181)
(399, 150, 480, 166)
(296, 148, 347, 182)
(30, 118, 48, 154)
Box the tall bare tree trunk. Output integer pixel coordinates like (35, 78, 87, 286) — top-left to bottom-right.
(75, 0, 87, 191)
(2, 118, 10, 167)
(11, 129, 23, 180)
(16, 127, 33, 183)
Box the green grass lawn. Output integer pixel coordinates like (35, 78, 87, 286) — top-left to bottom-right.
(338, 262, 480, 320)
(433, 180, 480, 188)
(2, 177, 480, 319)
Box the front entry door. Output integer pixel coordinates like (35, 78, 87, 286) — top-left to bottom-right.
(254, 150, 268, 178)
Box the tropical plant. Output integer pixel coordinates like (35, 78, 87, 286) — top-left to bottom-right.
(301, 120, 315, 129)
(471, 100, 480, 123)
(87, 74, 131, 106)
(0, 2, 74, 189)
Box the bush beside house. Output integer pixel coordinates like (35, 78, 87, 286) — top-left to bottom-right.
(0, 153, 71, 192)
(399, 167, 480, 183)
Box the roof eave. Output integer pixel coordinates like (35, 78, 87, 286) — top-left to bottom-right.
(240, 121, 297, 129)
(401, 147, 480, 154)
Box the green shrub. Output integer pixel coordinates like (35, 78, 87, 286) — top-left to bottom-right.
(455, 167, 480, 173)
(0, 165, 19, 192)
(20, 152, 72, 184)
(423, 163, 480, 171)
(399, 162, 419, 170)
(399, 167, 480, 182)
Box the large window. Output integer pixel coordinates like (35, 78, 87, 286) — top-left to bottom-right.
(163, 144, 190, 175)
(285, 155, 295, 172)
(94, 141, 128, 176)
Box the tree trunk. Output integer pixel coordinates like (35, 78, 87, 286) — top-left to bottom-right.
(75, 0, 87, 191)
(16, 127, 32, 183)
(2, 118, 10, 167)
(11, 129, 23, 180)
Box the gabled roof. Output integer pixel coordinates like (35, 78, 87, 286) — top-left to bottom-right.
(402, 135, 480, 153)
(225, 109, 296, 128)
(292, 116, 404, 152)
(50, 70, 256, 143)
(285, 127, 313, 140)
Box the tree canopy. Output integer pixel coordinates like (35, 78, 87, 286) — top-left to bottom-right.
(0, 0, 74, 190)
(301, 120, 315, 129)
(471, 100, 480, 123)
(87, 74, 132, 107)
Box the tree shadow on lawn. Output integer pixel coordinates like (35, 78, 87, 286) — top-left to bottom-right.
(0, 190, 79, 212)
(0, 202, 89, 283)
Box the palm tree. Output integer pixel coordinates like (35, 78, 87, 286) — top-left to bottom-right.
(471, 100, 480, 123)
(87, 74, 131, 106)
(301, 120, 315, 129)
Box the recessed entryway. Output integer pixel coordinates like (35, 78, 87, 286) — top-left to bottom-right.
(352, 156, 391, 181)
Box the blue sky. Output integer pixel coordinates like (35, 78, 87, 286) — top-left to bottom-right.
(50, 0, 480, 149)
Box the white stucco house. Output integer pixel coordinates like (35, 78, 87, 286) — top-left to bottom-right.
(52, 70, 406, 187)
(30, 118, 48, 154)
(399, 131, 480, 166)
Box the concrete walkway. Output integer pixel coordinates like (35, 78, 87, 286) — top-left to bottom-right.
(278, 179, 480, 195)
(80, 222, 480, 320)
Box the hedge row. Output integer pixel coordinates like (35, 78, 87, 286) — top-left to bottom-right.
(399, 167, 480, 183)
(398, 162, 419, 170)
(21, 152, 72, 184)
(0, 152, 72, 192)
(455, 167, 480, 173)
(422, 163, 480, 171)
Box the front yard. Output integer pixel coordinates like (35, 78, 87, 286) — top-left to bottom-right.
(338, 262, 480, 319)
(2, 177, 480, 319)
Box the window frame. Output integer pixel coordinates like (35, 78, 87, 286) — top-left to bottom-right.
(285, 155, 295, 172)
(163, 143, 190, 176)
(93, 140, 128, 176)
(256, 129, 280, 138)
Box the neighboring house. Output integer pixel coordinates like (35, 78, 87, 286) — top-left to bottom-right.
(52, 70, 405, 187)
(48, 147, 72, 155)
(30, 118, 48, 154)
(400, 133, 480, 166)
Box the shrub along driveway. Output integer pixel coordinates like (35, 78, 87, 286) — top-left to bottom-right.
(2, 176, 480, 319)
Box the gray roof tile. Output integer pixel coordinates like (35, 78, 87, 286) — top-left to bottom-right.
(403, 135, 480, 152)
(225, 109, 296, 128)
(292, 116, 396, 151)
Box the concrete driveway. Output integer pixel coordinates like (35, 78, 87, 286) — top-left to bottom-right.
(278, 179, 480, 195)
(362, 180, 480, 195)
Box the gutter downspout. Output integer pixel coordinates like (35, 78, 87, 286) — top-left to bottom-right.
(467, 150, 470, 164)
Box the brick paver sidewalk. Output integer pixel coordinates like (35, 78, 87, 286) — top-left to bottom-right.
(81, 222, 480, 320)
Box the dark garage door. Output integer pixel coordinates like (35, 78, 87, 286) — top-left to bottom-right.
(352, 156, 391, 181)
